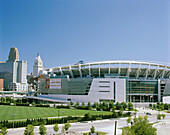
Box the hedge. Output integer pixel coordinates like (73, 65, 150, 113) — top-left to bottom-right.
(0, 112, 131, 129)
(35, 104, 50, 107)
(0, 102, 10, 105)
(16, 103, 29, 106)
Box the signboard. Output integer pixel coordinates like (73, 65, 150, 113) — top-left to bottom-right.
(49, 79, 61, 89)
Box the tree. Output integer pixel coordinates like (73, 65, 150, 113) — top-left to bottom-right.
(0, 127, 8, 135)
(157, 114, 162, 121)
(88, 102, 91, 107)
(84, 113, 91, 121)
(81, 102, 85, 108)
(164, 103, 169, 110)
(118, 110, 123, 116)
(16, 98, 21, 103)
(70, 101, 74, 106)
(75, 102, 79, 108)
(128, 102, 133, 110)
(67, 103, 71, 109)
(64, 123, 71, 131)
(53, 124, 59, 134)
(162, 114, 166, 119)
(91, 102, 96, 109)
(0, 97, 5, 103)
(39, 124, 47, 135)
(102, 101, 107, 107)
(116, 102, 121, 110)
(121, 102, 127, 110)
(32, 102, 36, 107)
(112, 105, 116, 112)
(149, 103, 152, 109)
(109, 101, 114, 109)
(127, 117, 131, 125)
(61, 126, 65, 134)
(24, 124, 34, 135)
(6, 97, 12, 103)
(122, 115, 157, 135)
(90, 126, 95, 133)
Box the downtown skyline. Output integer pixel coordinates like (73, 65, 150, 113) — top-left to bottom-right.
(0, 0, 169, 73)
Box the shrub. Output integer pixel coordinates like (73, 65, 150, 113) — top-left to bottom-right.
(53, 124, 59, 133)
(39, 124, 47, 135)
(90, 126, 95, 133)
(24, 124, 34, 135)
(64, 123, 71, 131)
(0, 127, 8, 135)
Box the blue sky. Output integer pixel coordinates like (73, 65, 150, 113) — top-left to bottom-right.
(0, 0, 169, 73)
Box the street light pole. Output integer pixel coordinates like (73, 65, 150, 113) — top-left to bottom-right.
(133, 96, 136, 117)
(58, 108, 60, 124)
(12, 114, 15, 129)
(114, 120, 117, 135)
(62, 111, 64, 124)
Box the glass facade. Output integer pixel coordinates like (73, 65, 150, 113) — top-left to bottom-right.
(128, 80, 158, 94)
(40, 78, 92, 95)
(127, 80, 158, 102)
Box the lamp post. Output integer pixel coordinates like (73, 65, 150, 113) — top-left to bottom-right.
(58, 107, 60, 124)
(133, 96, 136, 117)
(62, 111, 64, 124)
(150, 96, 153, 103)
(12, 114, 15, 129)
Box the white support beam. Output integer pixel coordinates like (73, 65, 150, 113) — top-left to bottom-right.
(153, 65, 159, 79)
(118, 63, 121, 74)
(79, 64, 82, 77)
(99, 64, 101, 77)
(168, 72, 170, 78)
(161, 66, 167, 79)
(136, 64, 141, 79)
(145, 65, 150, 79)
(89, 64, 91, 77)
(59, 67, 63, 76)
(126, 63, 131, 77)
(69, 65, 74, 78)
(108, 63, 111, 74)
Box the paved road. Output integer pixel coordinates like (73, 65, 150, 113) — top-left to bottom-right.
(7, 108, 170, 135)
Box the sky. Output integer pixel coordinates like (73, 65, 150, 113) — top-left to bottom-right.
(0, 0, 169, 73)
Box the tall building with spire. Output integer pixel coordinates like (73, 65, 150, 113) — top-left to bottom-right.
(33, 53, 44, 77)
(0, 47, 27, 92)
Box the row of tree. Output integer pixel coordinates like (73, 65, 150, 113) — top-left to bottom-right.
(66, 101, 134, 111)
(0, 97, 135, 111)
(24, 123, 71, 135)
(149, 102, 170, 110)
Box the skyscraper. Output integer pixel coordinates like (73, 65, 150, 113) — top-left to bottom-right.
(33, 53, 44, 77)
(0, 47, 27, 92)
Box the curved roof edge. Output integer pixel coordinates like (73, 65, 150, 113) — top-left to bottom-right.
(48, 60, 170, 70)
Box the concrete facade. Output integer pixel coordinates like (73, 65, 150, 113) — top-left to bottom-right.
(0, 79, 4, 91)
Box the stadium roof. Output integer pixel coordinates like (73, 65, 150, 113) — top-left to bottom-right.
(47, 60, 170, 79)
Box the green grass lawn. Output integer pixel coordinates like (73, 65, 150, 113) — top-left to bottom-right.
(0, 105, 112, 120)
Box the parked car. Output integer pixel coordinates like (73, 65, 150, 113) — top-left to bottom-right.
(146, 112, 152, 115)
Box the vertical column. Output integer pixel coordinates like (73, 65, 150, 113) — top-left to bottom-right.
(158, 79, 161, 102)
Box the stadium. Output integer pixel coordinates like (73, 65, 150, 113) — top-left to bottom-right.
(38, 60, 170, 103)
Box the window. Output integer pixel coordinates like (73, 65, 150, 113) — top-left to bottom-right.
(99, 81, 110, 83)
(99, 86, 110, 88)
